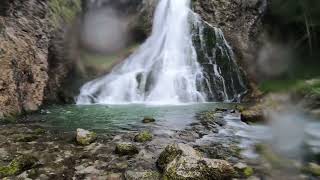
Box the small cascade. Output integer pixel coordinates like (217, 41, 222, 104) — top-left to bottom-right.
(76, 0, 247, 105)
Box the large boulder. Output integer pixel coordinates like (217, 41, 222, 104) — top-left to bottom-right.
(157, 143, 236, 180)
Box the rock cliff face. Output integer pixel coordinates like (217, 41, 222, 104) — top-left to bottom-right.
(192, 0, 267, 80)
(0, 0, 52, 119)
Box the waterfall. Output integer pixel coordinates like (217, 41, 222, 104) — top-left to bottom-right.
(76, 0, 247, 105)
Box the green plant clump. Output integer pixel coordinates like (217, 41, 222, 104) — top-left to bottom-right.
(49, 0, 81, 27)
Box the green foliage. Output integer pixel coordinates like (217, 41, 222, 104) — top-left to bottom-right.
(269, 0, 320, 54)
(294, 78, 320, 96)
(49, 0, 81, 27)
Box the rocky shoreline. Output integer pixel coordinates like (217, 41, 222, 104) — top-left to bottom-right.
(1, 107, 319, 179)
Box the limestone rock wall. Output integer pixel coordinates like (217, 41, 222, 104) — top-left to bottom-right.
(0, 0, 52, 118)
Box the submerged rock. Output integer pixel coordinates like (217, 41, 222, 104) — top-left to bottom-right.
(134, 131, 153, 143)
(0, 155, 38, 178)
(124, 170, 160, 180)
(115, 143, 139, 156)
(157, 143, 236, 179)
(76, 128, 97, 146)
(142, 117, 156, 123)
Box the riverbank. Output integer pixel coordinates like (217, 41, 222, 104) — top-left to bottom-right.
(1, 104, 319, 179)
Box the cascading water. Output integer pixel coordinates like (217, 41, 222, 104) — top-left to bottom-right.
(77, 0, 247, 105)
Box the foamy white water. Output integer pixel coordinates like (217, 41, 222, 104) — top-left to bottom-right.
(77, 0, 205, 104)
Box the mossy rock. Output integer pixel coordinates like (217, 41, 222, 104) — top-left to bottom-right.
(134, 131, 153, 143)
(158, 143, 236, 179)
(15, 134, 38, 142)
(302, 163, 320, 177)
(33, 128, 46, 135)
(157, 144, 183, 171)
(115, 143, 139, 156)
(234, 163, 254, 178)
(76, 128, 97, 146)
(0, 155, 38, 178)
(142, 117, 156, 123)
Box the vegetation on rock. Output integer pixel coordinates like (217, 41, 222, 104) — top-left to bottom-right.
(158, 143, 236, 179)
(134, 131, 153, 143)
(76, 128, 97, 146)
(0, 155, 38, 178)
(115, 143, 139, 156)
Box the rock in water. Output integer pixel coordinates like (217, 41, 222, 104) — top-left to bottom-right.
(142, 117, 156, 123)
(76, 128, 97, 146)
(134, 131, 153, 142)
(0, 155, 38, 178)
(157, 143, 235, 180)
(115, 143, 139, 156)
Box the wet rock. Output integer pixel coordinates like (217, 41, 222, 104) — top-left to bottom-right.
(115, 143, 139, 156)
(196, 110, 226, 130)
(14, 134, 38, 142)
(76, 128, 97, 146)
(124, 170, 160, 180)
(241, 108, 264, 124)
(234, 162, 254, 178)
(195, 143, 241, 161)
(0, 154, 38, 178)
(134, 131, 153, 143)
(157, 143, 236, 179)
(142, 117, 155, 123)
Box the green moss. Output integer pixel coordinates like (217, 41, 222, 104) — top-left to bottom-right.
(259, 79, 299, 93)
(243, 167, 254, 177)
(0, 155, 38, 178)
(49, 0, 81, 28)
(115, 143, 139, 156)
(157, 144, 182, 171)
(33, 128, 46, 135)
(76, 131, 97, 146)
(15, 134, 38, 142)
(134, 131, 153, 143)
(294, 78, 320, 97)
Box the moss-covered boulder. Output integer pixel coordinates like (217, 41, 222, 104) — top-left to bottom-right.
(124, 170, 160, 180)
(0, 155, 38, 178)
(76, 128, 97, 146)
(142, 117, 156, 123)
(134, 131, 153, 143)
(115, 143, 139, 156)
(302, 163, 320, 177)
(157, 143, 236, 180)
